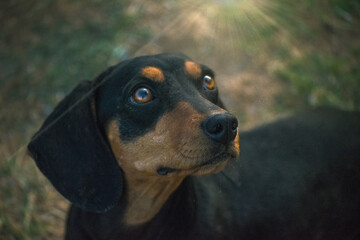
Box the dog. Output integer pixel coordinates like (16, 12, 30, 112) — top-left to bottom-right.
(28, 54, 360, 239)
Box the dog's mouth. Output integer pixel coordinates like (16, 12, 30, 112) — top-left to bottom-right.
(193, 152, 231, 168)
(157, 150, 236, 176)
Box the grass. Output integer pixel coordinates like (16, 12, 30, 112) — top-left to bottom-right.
(0, 149, 49, 239)
(210, 0, 359, 109)
(276, 52, 360, 110)
(269, 0, 360, 110)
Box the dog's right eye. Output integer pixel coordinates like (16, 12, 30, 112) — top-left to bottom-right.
(131, 87, 153, 104)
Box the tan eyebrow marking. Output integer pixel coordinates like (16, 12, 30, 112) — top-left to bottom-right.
(185, 61, 202, 79)
(141, 67, 165, 82)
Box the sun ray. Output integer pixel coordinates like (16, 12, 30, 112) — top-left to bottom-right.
(134, 1, 207, 56)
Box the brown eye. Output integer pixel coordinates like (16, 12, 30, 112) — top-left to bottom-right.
(203, 75, 215, 90)
(131, 87, 153, 104)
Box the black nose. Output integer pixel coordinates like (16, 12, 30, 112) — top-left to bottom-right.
(202, 113, 238, 145)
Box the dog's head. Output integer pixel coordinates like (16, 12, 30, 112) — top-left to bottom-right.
(28, 53, 240, 212)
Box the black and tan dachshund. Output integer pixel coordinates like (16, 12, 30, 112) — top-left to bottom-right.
(28, 54, 360, 240)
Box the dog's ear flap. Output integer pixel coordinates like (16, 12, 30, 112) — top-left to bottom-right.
(28, 80, 123, 213)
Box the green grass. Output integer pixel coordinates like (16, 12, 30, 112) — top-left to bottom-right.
(0, 151, 46, 239)
(219, 0, 360, 111)
(272, 0, 360, 110)
(276, 52, 360, 110)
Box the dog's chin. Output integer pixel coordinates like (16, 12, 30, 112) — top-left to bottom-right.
(190, 157, 230, 176)
(190, 151, 237, 175)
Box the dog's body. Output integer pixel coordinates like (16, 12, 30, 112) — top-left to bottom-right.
(28, 54, 360, 239)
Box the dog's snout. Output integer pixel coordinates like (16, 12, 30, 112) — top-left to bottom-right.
(202, 113, 238, 144)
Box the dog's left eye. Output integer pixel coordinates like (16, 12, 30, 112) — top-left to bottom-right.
(203, 75, 215, 90)
(131, 87, 153, 104)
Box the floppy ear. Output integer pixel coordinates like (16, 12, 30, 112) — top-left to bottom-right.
(28, 79, 123, 213)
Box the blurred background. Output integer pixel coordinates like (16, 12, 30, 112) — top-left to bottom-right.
(0, 0, 359, 239)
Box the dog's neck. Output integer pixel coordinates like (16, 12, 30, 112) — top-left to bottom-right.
(106, 121, 188, 225)
(122, 168, 185, 225)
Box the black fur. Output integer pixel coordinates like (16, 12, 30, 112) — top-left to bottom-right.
(28, 81, 123, 213)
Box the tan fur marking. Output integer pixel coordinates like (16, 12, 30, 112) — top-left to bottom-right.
(141, 67, 165, 82)
(234, 130, 240, 156)
(106, 102, 238, 225)
(107, 120, 186, 226)
(185, 61, 202, 79)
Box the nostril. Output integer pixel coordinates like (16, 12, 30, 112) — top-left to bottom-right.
(209, 123, 223, 134)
